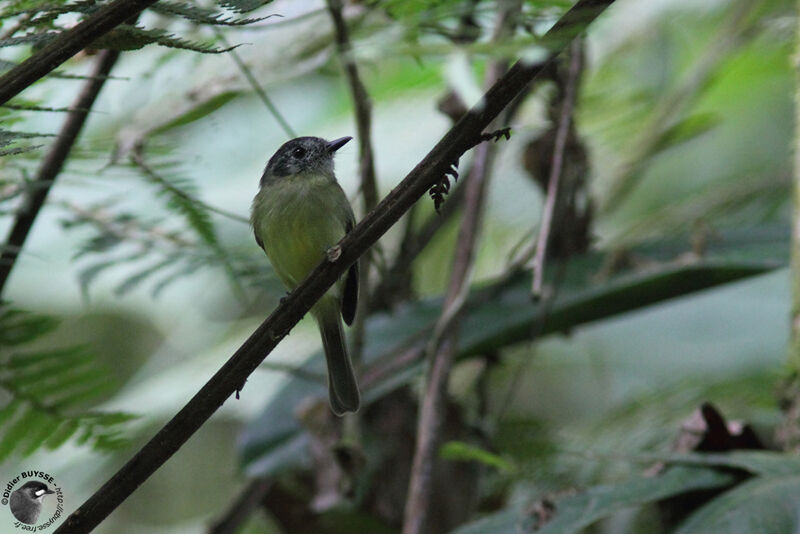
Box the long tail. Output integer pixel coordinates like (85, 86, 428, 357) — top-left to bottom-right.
(316, 302, 360, 415)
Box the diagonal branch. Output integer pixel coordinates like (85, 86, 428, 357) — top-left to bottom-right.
(207, 478, 271, 534)
(0, 49, 120, 297)
(53, 2, 616, 532)
(0, 0, 157, 105)
(215, 29, 297, 139)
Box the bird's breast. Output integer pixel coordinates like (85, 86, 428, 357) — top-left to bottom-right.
(252, 175, 349, 289)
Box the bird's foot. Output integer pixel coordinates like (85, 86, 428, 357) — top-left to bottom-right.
(326, 245, 342, 262)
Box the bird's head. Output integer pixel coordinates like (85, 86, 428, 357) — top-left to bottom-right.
(261, 136, 352, 186)
(17, 481, 54, 502)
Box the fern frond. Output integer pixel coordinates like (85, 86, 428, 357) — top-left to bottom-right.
(216, 0, 274, 14)
(152, 1, 273, 26)
(89, 24, 239, 53)
(0, 307, 135, 460)
(0, 128, 53, 157)
(0, 30, 57, 48)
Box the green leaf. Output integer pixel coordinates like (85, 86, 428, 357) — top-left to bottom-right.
(674, 474, 800, 534)
(449, 466, 738, 534)
(152, 1, 272, 26)
(149, 90, 241, 135)
(89, 25, 239, 53)
(0, 308, 135, 457)
(0, 405, 32, 461)
(113, 256, 180, 296)
(657, 450, 800, 477)
(651, 112, 721, 155)
(44, 420, 80, 450)
(0, 308, 58, 345)
(238, 227, 787, 477)
(440, 441, 514, 472)
(217, 0, 274, 14)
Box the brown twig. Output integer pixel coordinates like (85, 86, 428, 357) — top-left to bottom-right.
(402, 137, 498, 534)
(53, 2, 616, 532)
(327, 0, 378, 213)
(531, 39, 583, 298)
(0, 0, 157, 105)
(402, 3, 522, 532)
(214, 29, 296, 139)
(0, 49, 120, 297)
(207, 478, 271, 534)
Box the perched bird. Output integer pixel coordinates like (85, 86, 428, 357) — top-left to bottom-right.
(10, 481, 54, 524)
(251, 136, 360, 415)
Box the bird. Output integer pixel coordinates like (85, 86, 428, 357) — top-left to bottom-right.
(10, 481, 54, 524)
(251, 136, 360, 415)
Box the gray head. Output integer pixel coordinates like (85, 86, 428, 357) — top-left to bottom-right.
(10, 481, 54, 524)
(260, 136, 351, 186)
(14, 481, 54, 501)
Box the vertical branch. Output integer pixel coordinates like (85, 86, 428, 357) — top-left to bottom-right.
(207, 478, 271, 534)
(0, 49, 120, 297)
(402, 4, 521, 533)
(326, 0, 378, 213)
(215, 30, 296, 139)
(530, 39, 583, 298)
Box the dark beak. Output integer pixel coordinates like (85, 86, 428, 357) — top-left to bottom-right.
(45, 489, 55, 495)
(326, 136, 352, 153)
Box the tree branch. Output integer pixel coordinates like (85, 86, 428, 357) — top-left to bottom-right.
(0, 0, 157, 106)
(207, 478, 271, 534)
(53, 2, 616, 532)
(531, 39, 583, 298)
(326, 0, 378, 213)
(0, 49, 120, 297)
(401, 2, 522, 531)
(215, 29, 297, 139)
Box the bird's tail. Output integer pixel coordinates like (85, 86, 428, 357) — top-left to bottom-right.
(315, 300, 360, 415)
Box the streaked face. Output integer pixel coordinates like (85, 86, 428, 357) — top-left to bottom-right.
(260, 136, 351, 185)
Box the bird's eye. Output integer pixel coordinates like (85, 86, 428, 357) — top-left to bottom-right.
(291, 146, 306, 159)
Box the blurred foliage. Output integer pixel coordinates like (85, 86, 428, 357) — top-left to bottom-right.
(0, 0, 796, 532)
(0, 307, 135, 461)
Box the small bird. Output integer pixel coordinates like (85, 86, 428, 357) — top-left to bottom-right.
(10, 481, 54, 524)
(251, 136, 360, 415)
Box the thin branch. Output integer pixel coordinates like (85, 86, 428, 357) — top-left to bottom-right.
(0, 0, 157, 105)
(0, 50, 120, 297)
(0, 13, 32, 41)
(214, 30, 296, 139)
(53, 3, 616, 532)
(401, 2, 519, 527)
(129, 150, 250, 224)
(403, 113, 498, 534)
(207, 478, 271, 534)
(531, 39, 582, 298)
(326, 0, 378, 213)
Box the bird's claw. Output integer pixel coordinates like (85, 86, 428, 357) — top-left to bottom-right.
(326, 245, 342, 262)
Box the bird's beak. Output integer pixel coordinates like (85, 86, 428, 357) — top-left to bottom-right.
(326, 136, 352, 153)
